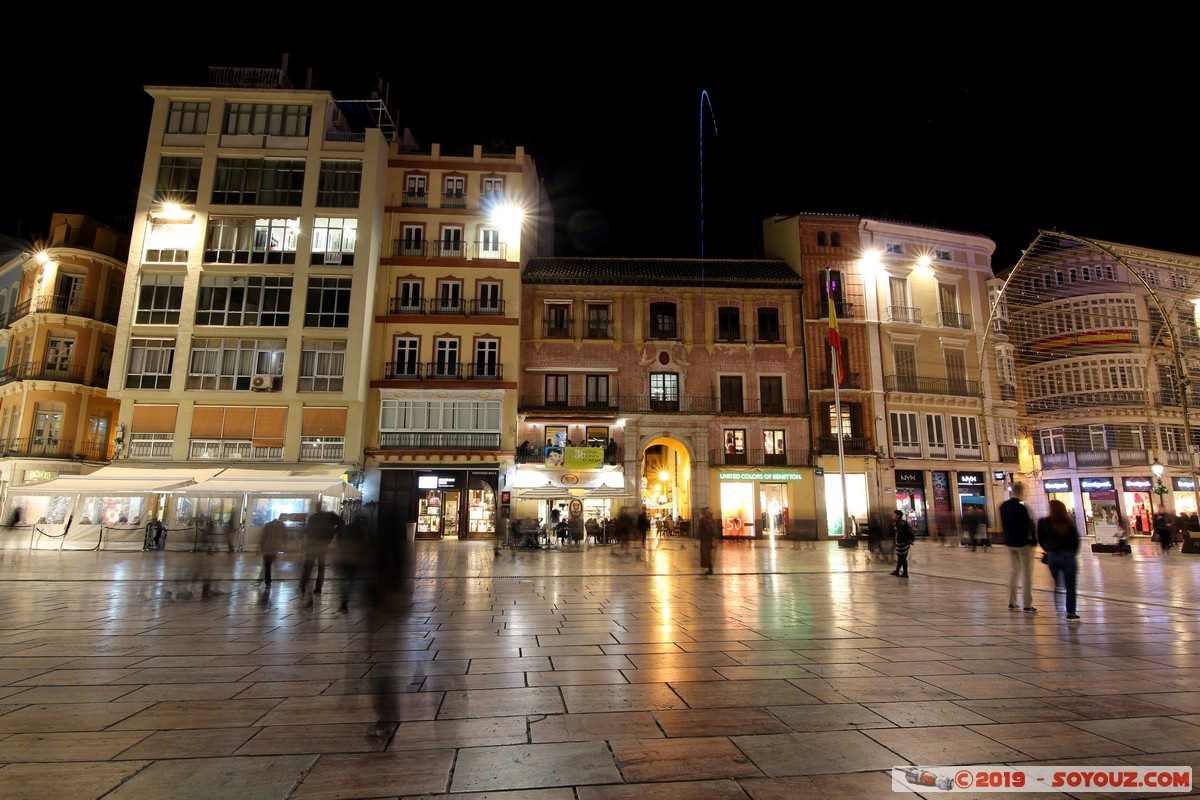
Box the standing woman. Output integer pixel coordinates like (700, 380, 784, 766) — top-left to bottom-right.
(891, 510, 914, 578)
(1037, 499, 1081, 620)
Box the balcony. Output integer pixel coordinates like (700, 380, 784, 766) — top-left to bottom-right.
(516, 442, 622, 464)
(3, 296, 117, 328)
(388, 240, 508, 261)
(400, 190, 428, 208)
(817, 300, 854, 320)
(381, 361, 505, 381)
(709, 448, 803, 467)
(951, 443, 983, 460)
(817, 435, 872, 456)
(885, 375, 981, 397)
(1042, 452, 1073, 470)
(648, 325, 679, 340)
(938, 310, 972, 329)
(300, 437, 345, 461)
(1076, 449, 1113, 467)
(715, 324, 745, 343)
(1028, 390, 1144, 413)
(385, 298, 506, 316)
(377, 431, 501, 450)
(1116, 449, 1150, 466)
(189, 439, 283, 460)
(0, 362, 109, 389)
(818, 372, 862, 390)
(128, 435, 174, 460)
(998, 444, 1019, 463)
(893, 442, 923, 459)
(584, 320, 613, 339)
(2, 437, 78, 459)
(441, 191, 466, 209)
(519, 395, 621, 414)
(543, 319, 573, 339)
(754, 325, 786, 343)
(999, 383, 1017, 401)
(887, 305, 922, 324)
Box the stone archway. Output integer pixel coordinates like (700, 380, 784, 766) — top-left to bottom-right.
(639, 435, 693, 528)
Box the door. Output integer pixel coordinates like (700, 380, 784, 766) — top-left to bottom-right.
(45, 337, 74, 376)
(442, 491, 461, 537)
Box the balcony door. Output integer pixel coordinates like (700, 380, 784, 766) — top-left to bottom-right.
(55, 273, 86, 313)
(45, 336, 74, 376)
(434, 339, 458, 377)
(32, 403, 64, 449)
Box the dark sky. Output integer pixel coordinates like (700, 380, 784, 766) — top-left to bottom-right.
(4, 23, 1196, 269)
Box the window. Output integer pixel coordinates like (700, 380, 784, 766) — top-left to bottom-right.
(187, 338, 284, 390)
(143, 223, 191, 264)
(479, 227, 502, 258)
(400, 225, 424, 257)
(944, 348, 968, 391)
(482, 176, 504, 197)
(893, 343, 917, 390)
(650, 302, 677, 339)
(759, 376, 783, 414)
(764, 429, 786, 464)
(44, 336, 74, 373)
(382, 398, 502, 438)
(222, 103, 311, 137)
(434, 281, 463, 314)
(926, 414, 946, 454)
(889, 276, 908, 307)
(136, 274, 184, 324)
(395, 279, 422, 314)
(827, 404, 850, 436)
(717, 307, 741, 341)
(720, 375, 744, 413)
(32, 402, 64, 447)
(85, 412, 111, 458)
(586, 426, 608, 447)
(432, 338, 459, 377)
(950, 414, 980, 454)
(830, 232, 841, 247)
(891, 411, 920, 456)
(311, 217, 357, 266)
(317, 161, 361, 208)
(299, 340, 346, 392)
(166, 101, 210, 134)
(196, 276, 292, 326)
(204, 217, 299, 264)
(189, 406, 287, 460)
(473, 339, 499, 378)
(586, 303, 613, 338)
(439, 226, 463, 257)
(1089, 424, 1109, 451)
(756, 307, 781, 342)
(476, 281, 501, 314)
(155, 156, 201, 204)
(586, 375, 610, 409)
(544, 302, 571, 338)
(938, 283, 959, 316)
(211, 158, 305, 206)
(820, 269, 844, 313)
(404, 174, 427, 205)
(391, 337, 419, 378)
(722, 429, 746, 464)
(935, 249, 952, 261)
(1038, 427, 1066, 455)
(650, 372, 679, 411)
(305, 277, 351, 328)
(126, 338, 175, 389)
(816, 232, 827, 247)
(885, 243, 903, 254)
(443, 176, 465, 206)
(545, 374, 569, 404)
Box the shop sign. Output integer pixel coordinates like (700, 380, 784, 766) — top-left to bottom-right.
(895, 470, 924, 486)
(956, 471, 985, 487)
(1043, 478, 1072, 492)
(417, 475, 458, 489)
(718, 471, 804, 481)
(564, 447, 604, 470)
(1173, 477, 1196, 491)
(1080, 477, 1114, 492)
(1122, 476, 1153, 491)
(993, 471, 1007, 481)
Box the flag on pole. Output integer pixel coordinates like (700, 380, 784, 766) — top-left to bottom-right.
(827, 294, 843, 385)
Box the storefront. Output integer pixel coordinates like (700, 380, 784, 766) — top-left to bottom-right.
(1080, 477, 1119, 543)
(719, 469, 806, 538)
(822, 471, 868, 537)
(1121, 476, 1154, 535)
(1043, 477, 1074, 513)
(380, 467, 498, 540)
(894, 469, 928, 537)
(1171, 477, 1199, 516)
(956, 471, 988, 534)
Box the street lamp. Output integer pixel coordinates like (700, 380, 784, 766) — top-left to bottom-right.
(1151, 460, 1167, 519)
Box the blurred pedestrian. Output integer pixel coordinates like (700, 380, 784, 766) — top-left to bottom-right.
(336, 515, 371, 613)
(1154, 511, 1173, 555)
(260, 514, 286, 588)
(1037, 499, 1081, 620)
(890, 510, 914, 578)
(637, 506, 651, 545)
(698, 507, 717, 575)
(1000, 483, 1037, 611)
(300, 504, 345, 602)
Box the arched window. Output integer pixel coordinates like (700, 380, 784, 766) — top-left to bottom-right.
(816, 231, 827, 247)
(830, 232, 842, 247)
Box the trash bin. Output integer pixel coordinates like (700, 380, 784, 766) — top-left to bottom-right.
(406, 522, 416, 543)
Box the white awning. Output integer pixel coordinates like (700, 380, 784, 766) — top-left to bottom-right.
(174, 476, 360, 499)
(13, 467, 223, 495)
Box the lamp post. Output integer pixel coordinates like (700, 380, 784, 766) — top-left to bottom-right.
(1152, 460, 1166, 519)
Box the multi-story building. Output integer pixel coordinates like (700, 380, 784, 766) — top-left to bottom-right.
(365, 142, 551, 539)
(107, 66, 390, 537)
(0, 214, 127, 502)
(996, 232, 1200, 540)
(765, 214, 1005, 537)
(517, 258, 814, 538)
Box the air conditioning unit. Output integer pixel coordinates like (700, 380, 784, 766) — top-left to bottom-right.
(251, 374, 279, 391)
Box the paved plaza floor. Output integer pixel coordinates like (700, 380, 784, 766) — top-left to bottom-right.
(0, 533, 1199, 799)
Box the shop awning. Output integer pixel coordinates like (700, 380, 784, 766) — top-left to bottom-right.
(13, 467, 223, 495)
(174, 476, 360, 499)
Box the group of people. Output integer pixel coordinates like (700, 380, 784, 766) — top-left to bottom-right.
(1001, 483, 1080, 619)
(260, 507, 373, 612)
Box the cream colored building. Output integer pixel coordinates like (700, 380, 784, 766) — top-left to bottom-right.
(0, 214, 127, 505)
(365, 142, 551, 538)
(106, 67, 390, 539)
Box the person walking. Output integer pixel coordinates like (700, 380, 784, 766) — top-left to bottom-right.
(300, 505, 345, 602)
(1037, 499, 1081, 620)
(890, 510, 914, 577)
(336, 515, 370, 613)
(260, 514, 286, 588)
(1000, 483, 1038, 612)
(1154, 511, 1174, 555)
(636, 506, 651, 546)
(698, 506, 717, 575)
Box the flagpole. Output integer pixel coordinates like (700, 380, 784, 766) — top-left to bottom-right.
(827, 267, 850, 538)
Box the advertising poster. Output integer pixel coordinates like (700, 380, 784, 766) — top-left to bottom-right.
(1090, 488, 1120, 545)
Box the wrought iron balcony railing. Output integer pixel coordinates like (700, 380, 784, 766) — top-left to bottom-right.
(388, 240, 508, 260)
(386, 297, 508, 316)
(0, 362, 108, 388)
(381, 361, 504, 381)
(377, 431, 501, 450)
(543, 320, 573, 339)
(885, 375, 981, 397)
(584, 320, 613, 339)
(715, 324, 745, 343)
(709, 448, 804, 467)
(2, 437, 77, 459)
(938, 310, 972, 329)
(817, 435, 873, 456)
(887, 305, 922, 324)
(754, 325, 785, 343)
(519, 395, 621, 413)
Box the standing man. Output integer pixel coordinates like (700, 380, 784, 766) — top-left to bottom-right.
(1000, 483, 1037, 612)
(636, 506, 651, 546)
(300, 504, 345, 601)
(698, 507, 717, 575)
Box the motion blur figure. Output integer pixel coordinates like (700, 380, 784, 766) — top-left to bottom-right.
(358, 512, 415, 742)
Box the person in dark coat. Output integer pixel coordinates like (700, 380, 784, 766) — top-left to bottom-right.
(1000, 483, 1037, 611)
(636, 506, 651, 545)
(300, 506, 345, 600)
(890, 510, 915, 578)
(698, 507, 718, 575)
(1154, 511, 1174, 555)
(260, 514, 286, 588)
(336, 515, 371, 613)
(1038, 499, 1081, 619)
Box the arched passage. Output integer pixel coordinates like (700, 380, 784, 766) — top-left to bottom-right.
(640, 436, 692, 531)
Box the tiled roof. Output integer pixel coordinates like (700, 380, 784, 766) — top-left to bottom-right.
(524, 257, 803, 287)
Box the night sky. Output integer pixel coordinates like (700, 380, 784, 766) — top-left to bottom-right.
(4, 23, 1196, 270)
